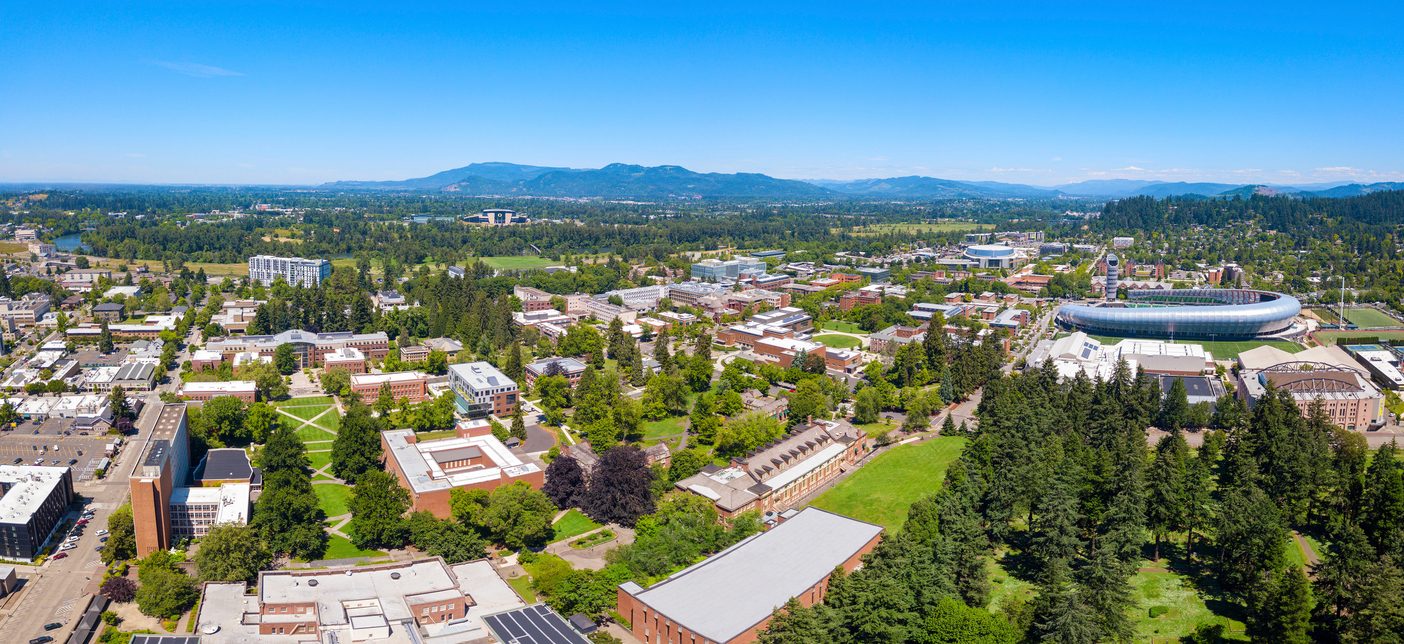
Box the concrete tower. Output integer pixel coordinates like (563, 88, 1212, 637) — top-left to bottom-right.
(1105, 253, 1119, 300)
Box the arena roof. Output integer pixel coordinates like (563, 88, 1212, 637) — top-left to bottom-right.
(1056, 289, 1300, 339)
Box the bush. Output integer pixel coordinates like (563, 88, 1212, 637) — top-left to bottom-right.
(101, 576, 137, 603)
(1148, 605, 1169, 618)
(100, 610, 121, 625)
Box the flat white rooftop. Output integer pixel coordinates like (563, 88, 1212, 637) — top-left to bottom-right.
(0, 466, 68, 524)
(170, 483, 250, 525)
(180, 380, 256, 394)
(384, 428, 540, 493)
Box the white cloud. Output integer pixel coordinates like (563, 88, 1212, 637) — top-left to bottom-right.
(152, 61, 244, 78)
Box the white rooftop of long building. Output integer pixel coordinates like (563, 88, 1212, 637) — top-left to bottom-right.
(448, 361, 515, 392)
(0, 466, 68, 524)
(179, 380, 257, 394)
(383, 426, 539, 493)
(350, 371, 428, 386)
(620, 508, 882, 643)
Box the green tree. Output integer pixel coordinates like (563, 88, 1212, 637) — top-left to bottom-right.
(688, 392, 721, 444)
(478, 482, 557, 550)
(332, 399, 384, 484)
(135, 559, 198, 619)
(758, 599, 837, 643)
(102, 504, 137, 563)
(1146, 431, 1188, 561)
(640, 373, 688, 420)
(321, 367, 352, 396)
(244, 402, 279, 444)
(786, 379, 830, 425)
(194, 395, 249, 446)
(1158, 377, 1190, 431)
(196, 524, 272, 583)
(405, 511, 486, 563)
(510, 403, 528, 441)
(348, 470, 410, 550)
(99, 321, 114, 353)
(714, 412, 785, 458)
(273, 343, 298, 375)
(852, 386, 883, 425)
(1216, 483, 1288, 598)
(1249, 566, 1314, 644)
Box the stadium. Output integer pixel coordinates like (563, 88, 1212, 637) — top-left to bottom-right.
(1056, 289, 1301, 339)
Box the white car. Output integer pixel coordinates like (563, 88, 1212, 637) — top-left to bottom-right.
(58, 543, 76, 551)
(95, 529, 108, 536)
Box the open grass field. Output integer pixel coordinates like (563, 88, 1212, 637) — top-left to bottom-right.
(1084, 334, 1302, 360)
(822, 320, 867, 334)
(640, 415, 689, 446)
(1314, 329, 1404, 345)
(315, 483, 353, 517)
(840, 221, 992, 236)
(809, 435, 967, 532)
(294, 423, 337, 443)
(1343, 307, 1404, 328)
(320, 534, 383, 560)
(306, 449, 332, 472)
(1130, 565, 1247, 642)
(854, 421, 896, 438)
(551, 509, 602, 543)
(470, 256, 557, 270)
(812, 333, 862, 349)
(0, 241, 29, 254)
(279, 395, 335, 407)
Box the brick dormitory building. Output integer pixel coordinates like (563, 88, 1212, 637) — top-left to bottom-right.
(618, 508, 883, 644)
(203, 329, 390, 369)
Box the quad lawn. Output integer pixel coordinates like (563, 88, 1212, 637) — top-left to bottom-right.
(813, 333, 862, 349)
(1343, 307, 1403, 328)
(552, 509, 602, 542)
(305, 449, 333, 473)
(278, 395, 335, 407)
(822, 320, 867, 334)
(320, 534, 383, 560)
(295, 423, 337, 443)
(285, 404, 334, 422)
(315, 483, 353, 517)
(810, 435, 967, 532)
(313, 412, 341, 432)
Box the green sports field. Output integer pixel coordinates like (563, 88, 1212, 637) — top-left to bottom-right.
(470, 256, 557, 270)
(1343, 307, 1403, 328)
(809, 435, 967, 532)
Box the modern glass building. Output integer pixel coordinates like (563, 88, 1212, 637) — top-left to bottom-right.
(1056, 289, 1300, 339)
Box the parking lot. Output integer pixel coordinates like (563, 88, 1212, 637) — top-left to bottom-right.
(0, 429, 114, 480)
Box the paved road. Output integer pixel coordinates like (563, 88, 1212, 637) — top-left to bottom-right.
(0, 324, 198, 641)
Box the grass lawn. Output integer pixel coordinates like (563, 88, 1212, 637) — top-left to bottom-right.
(321, 534, 383, 560)
(810, 435, 968, 532)
(813, 333, 862, 349)
(284, 404, 334, 422)
(640, 415, 689, 444)
(1085, 334, 1302, 360)
(1343, 307, 1403, 328)
(295, 423, 338, 443)
(854, 421, 896, 438)
(552, 509, 602, 543)
(822, 320, 867, 334)
(314, 483, 354, 517)
(1130, 565, 1247, 642)
(507, 574, 538, 603)
(471, 256, 556, 270)
(313, 412, 341, 432)
(278, 395, 335, 407)
(306, 450, 332, 472)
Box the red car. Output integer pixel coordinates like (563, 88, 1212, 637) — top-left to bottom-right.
(75, 519, 88, 526)
(51, 552, 67, 560)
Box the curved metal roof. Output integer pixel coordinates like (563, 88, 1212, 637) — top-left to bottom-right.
(1056, 289, 1300, 339)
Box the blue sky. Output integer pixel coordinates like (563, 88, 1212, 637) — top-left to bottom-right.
(1, 1, 1401, 185)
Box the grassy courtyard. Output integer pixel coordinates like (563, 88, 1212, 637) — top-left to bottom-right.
(321, 534, 384, 560)
(813, 333, 862, 349)
(314, 483, 354, 517)
(822, 320, 867, 334)
(809, 435, 967, 532)
(551, 509, 602, 543)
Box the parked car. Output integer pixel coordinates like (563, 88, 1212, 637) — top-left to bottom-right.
(99, 536, 107, 543)
(29, 636, 54, 644)
(67, 459, 76, 465)
(50, 552, 67, 560)
(11, 457, 21, 464)
(75, 519, 88, 527)
(96, 529, 108, 536)
(44, 622, 62, 631)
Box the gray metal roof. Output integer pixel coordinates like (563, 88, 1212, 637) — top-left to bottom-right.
(621, 508, 882, 642)
(199, 448, 253, 481)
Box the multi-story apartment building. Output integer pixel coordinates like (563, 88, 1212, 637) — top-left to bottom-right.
(690, 256, 767, 282)
(247, 255, 332, 287)
(0, 294, 51, 327)
(0, 465, 75, 559)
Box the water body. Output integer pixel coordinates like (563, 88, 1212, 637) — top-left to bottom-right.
(54, 232, 87, 252)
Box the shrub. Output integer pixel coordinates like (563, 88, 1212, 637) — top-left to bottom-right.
(1148, 605, 1169, 618)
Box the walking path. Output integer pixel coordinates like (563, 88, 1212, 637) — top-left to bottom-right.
(274, 404, 340, 478)
(1293, 530, 1322, 569)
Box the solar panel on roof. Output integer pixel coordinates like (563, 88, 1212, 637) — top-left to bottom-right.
(483, 604, 589, 644)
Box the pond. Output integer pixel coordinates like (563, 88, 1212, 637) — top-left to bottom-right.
(54, 232, 87, 252)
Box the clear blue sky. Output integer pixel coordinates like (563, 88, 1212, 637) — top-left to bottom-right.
(2, 1, 1401, 186)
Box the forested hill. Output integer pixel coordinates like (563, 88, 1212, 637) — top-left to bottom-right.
(1096, 191, 1404, 234)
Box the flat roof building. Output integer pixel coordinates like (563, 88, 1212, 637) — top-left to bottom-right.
(0, 466, 75, 559)
(180, 380, 257, 403)
(382, 421, 543, 518)
(617, 508, 883, 644)
(447, 362, 519, 417)
(248, 255, 332, 288)
(350, 371, 432, 404)
(205, 329, 389, 368)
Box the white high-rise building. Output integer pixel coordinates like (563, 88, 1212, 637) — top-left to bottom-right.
(247, 255, 332, 287)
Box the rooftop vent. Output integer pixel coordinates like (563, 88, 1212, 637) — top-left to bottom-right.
(307, 579, 318, 587)
(390, 572, 401, 580)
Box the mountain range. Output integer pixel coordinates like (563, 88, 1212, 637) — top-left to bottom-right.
(321, 162, 1404, 200)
